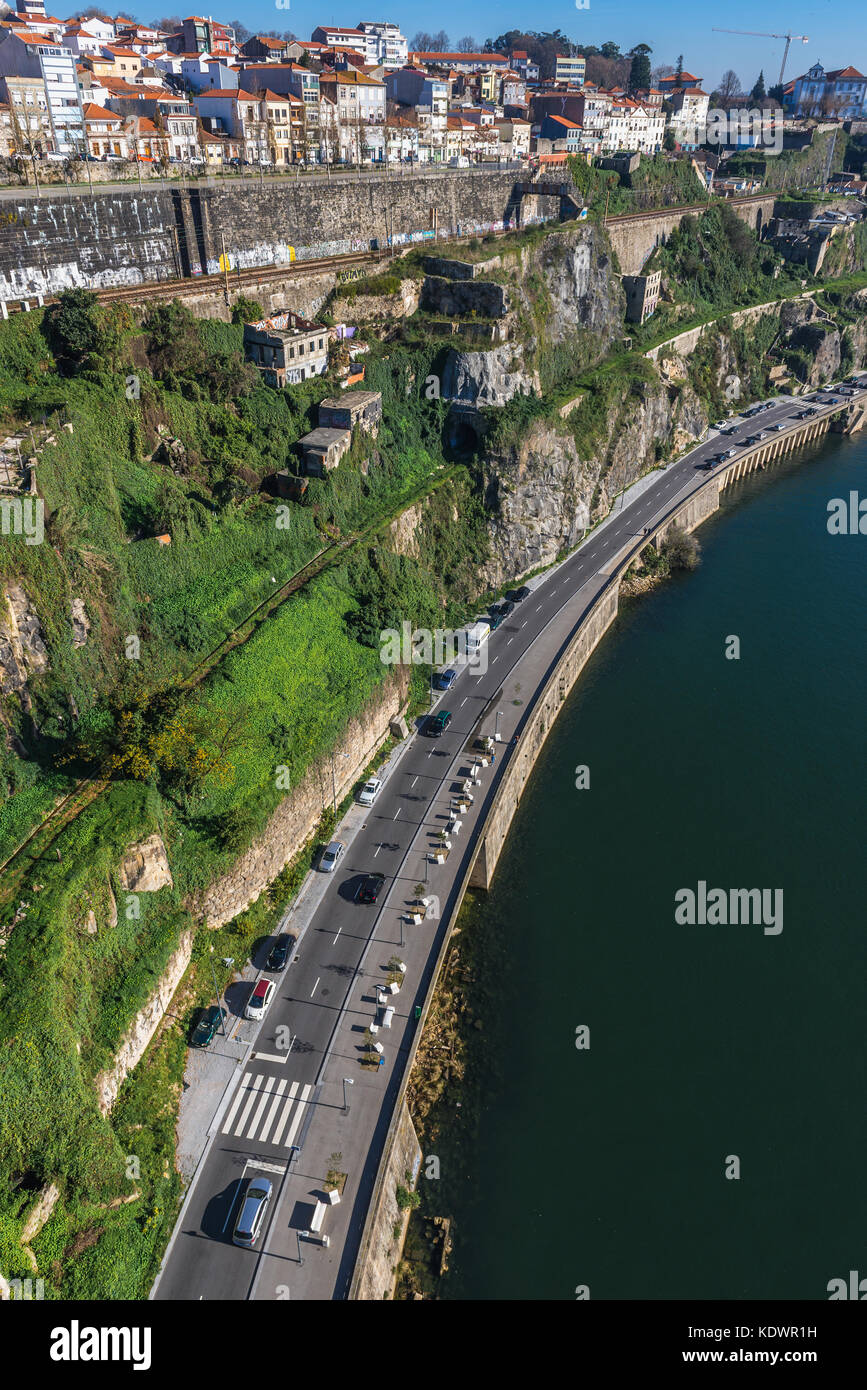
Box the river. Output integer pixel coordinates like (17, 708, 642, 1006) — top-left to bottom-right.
(429, 427, 867, 1300)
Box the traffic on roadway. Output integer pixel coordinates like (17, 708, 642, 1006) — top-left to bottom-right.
(151, 373, 867, 1303)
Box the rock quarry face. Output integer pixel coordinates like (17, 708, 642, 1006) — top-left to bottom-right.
(0, 583, 49, 695)
(480, 381, 707, 590)
(441, 344, 540, 407)
(527, 227, 623, 346)
(118, 833, 173, 893)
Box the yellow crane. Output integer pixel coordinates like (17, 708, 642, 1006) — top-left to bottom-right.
(711, 29, 809, 88)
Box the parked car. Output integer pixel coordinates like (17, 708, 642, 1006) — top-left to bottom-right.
(320, 840, 345, 872)
(233, 1176, 272, 1247)
(355, 872, 385, 904)
(769, 422, 786, 431)
(190, 1004, 226, 1048)
(499, 599, 516, 618)
(722, 447, 738, 457)
(245, 978, 276, 1020)
(433, 669, 457, 691)
(425, 710, 452, 738)
(358, 778, 383, 807)
(506, 585, 531, 603)
(488, 612, 504, 630)
(266, 936, 291, 972)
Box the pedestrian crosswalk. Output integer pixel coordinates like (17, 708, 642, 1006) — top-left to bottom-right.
(221, 1073, 313, 1148)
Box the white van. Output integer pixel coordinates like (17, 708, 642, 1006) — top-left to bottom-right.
(381, 1006, 395, 1029)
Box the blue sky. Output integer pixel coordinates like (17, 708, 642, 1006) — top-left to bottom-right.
(63, 1, 863, 92)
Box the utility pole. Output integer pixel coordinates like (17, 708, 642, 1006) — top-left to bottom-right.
(220, 230, 229, 305)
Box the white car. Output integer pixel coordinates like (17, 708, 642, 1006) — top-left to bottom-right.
(245, 978, 276, 1020)
(320, 840, 345, 872)
(358, 778, 383, 807)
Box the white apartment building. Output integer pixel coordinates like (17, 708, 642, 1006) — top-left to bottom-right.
(356, 21, 407, 69)
(668, 87, 711, 148)
(0, 27, 85, 154)
(311, 25, 374, 63)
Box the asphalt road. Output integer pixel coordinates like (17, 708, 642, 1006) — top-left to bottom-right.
(151, 376, 867, 1302)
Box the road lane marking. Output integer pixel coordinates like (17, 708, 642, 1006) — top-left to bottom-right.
(246, 1158, 286, 1175)
(221, 1071, 251, 1134)
(257, 1078, 288, 1144)
(310, 976, 320, 997)
(270, 1081, 300, 1146)
(410, 776, 418, 788)
(247, 1075, 276, 1141)
(393, 807, 401, 819)
(252, 1051, 288, 1064)
(459, 697, 467, 707)
(232, 1073, 264, 1137)
(332, 927, 342, 945)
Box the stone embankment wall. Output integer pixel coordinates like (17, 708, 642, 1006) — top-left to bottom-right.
(607, 196, 776, 275)
(190, 666, 410, 929)
(352, 1102, 421, 1300)
(0, 172, 555, 301)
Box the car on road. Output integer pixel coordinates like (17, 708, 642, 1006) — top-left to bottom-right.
(190, 1005, 226, 1048)
(506, 585, 532, 603)
(804, 407, 818, 417)
(245, 978, 276, 1020)
(721, 426, 739, 435)
(266, 936, 291, 972)
(488, 611, 504, 630)
(498, 599, 516, 618)
(794, 409, 810, 419)
(721, 447, 738, 457)
(744, 435, 760, 445)
(320, 840, 345, 872)
(425, 710, 452, 737)
(357, 777, 383, 806)
(356, 872, 386, 904)
(697, 457, 717, 470)
(712, 420, 728, 429)
(433, 669, 458, 692)
(769, 422, 786, 431)
(824, 396, 841, 405)
(233, 1176, 273, 1247)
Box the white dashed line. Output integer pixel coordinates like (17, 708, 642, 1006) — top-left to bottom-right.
(310, 976, 320, 997)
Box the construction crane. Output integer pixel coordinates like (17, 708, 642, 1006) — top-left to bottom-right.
(711, 29, 809, 89)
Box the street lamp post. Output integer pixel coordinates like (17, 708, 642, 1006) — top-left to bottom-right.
(342, 1077, 354, 1113)
(209, 948, 229, 1033)
(330, 751, 350, 816)
(296, 1229, 307, 1265)
(494, 709, 502, 742)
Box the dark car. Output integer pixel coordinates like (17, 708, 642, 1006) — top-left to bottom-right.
(356, 872, 386, 904)
(432, 668, 457, 691)
(266, 936, 291, 972)
(499, 599, 516, 618)
(488, 612, 504, 630)
(506, 586, 531, 603)
(721, 426, 739, 435)
(190, 1004, 226, 1048)
(425, 710, 452, 737)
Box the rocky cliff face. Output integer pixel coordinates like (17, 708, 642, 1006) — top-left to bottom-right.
(779, 299, 842, 385)
(441, 344, 540, 407)
(480, 379, 706, 590)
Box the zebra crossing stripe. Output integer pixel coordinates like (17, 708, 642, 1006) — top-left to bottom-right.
(270, 1081, 301, 1147)
(257, 1078, 289, 1144)
(247, 1075, 277, 1141)
(221, 1072, 252, 1134)
(233, 1073, 264, 1137)
(283, 1083, 313, 1151)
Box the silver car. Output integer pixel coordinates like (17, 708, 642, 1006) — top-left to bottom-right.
(320, 840, 345, 872)
(233, 1177, 272, 1247)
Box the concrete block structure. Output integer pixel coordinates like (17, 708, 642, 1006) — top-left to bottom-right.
(298, 427, 352, 475)
(622, 271, 662, 324)
(318, 389, 382, 433)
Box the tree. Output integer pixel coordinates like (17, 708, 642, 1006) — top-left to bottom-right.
(143, 300, 201, 379)
(430, 30, 450, 52)
(410, 31, 434, 51)
(718, 70, 742, 103)
(456, 36, 478, 53)
(751, 70, 767, 103)
(600, 41, 621, 60)
(675, 54, 684, 86)
(628, 43, 652, 94)
(44, 288, 102, 367)
(227, 18, 251, 45)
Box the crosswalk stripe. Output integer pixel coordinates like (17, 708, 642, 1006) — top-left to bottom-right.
(247, 1075, 276, 1141)
(233, 1073, 265, 1137)
(258, 1078, 288, 1144)
(221, 1072, 252, 1134)
(283, 1083, 313, 1150)
(270, 1081, 300, 1147)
